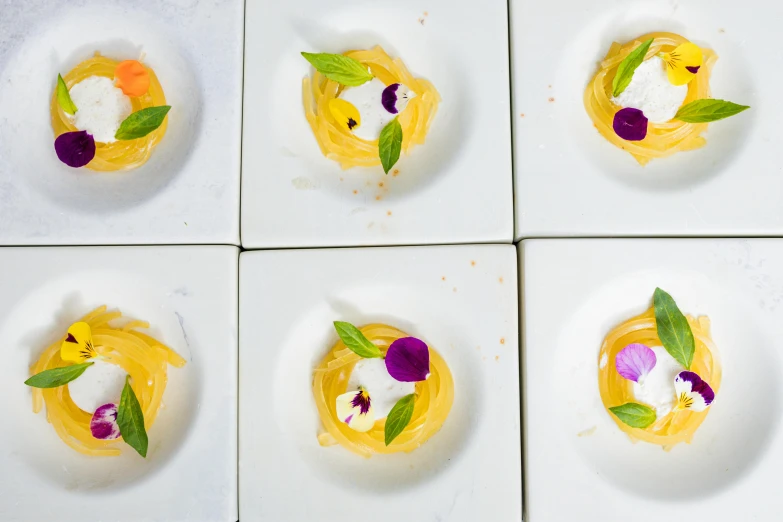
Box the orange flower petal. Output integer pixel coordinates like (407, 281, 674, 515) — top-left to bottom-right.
(114, 60, 150, 97)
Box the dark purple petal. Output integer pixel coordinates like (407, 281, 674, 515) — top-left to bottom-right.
(350, 389, 372, 414)
(686, 65, 701, 74)
(676, 371, 715, 406)
(54, 130, 96, 168)
(382, 83, 401, 114)
(385, 337, 430, 382)
(613, 107, 648, 141)
(615, 343, 657, 382)
(90, 403, 121, 440)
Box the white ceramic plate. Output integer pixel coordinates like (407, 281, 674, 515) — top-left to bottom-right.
(241, 0, 513, 248)
(239, 245, 520, 521)
(0, 0, 243, 245)
(0, 246, 238, 522)
(511, 0, 782, 239)
(521, 238, 783, 521)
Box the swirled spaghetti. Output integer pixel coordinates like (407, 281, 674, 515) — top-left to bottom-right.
(313, 323, 453, 457)
(598, 308, 721, 450)
(584, 32, 717, 165)
(51, 53, 168, 171)
(29, 306, 185, 456)
(302, 46, 440, 170)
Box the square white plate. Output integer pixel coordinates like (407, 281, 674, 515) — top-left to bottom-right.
(239, 245, 520, 521)
(0, 0, 243, 245)
(521, 238, 783, 521)
(241, 0, 513, 248)
(0, 246, 238, 522)
(511, 0, 782, 239)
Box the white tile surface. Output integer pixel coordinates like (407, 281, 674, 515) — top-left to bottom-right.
(0, 0, 243, 245)
(241, 0, 513, 248)
(239, 245, 520, 522)
(521, 238, 783, 521)
(511, 0, 782, 239)
(0, 246, 238, 522)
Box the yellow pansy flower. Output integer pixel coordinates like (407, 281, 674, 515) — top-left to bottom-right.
(661, 42, 703, 86)
(328, 99, 361, 132)
(61, 322, 98, 362)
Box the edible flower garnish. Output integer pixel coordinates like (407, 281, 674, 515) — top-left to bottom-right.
(385, 337, 430, 382)
(114, 60, 150, 97)
(661, 42, 703, 86)
(54, 130, 96, 168)
(613, 107, 648, 141)
(90, 403, 121, 440)
(674, 371, 714, 412)
(615, 343, 656, 384)
(60, 322, 99, 362)
(381, 83, 416, 114)
(328, 99, 361, 132)
(336, 387, 375, 432)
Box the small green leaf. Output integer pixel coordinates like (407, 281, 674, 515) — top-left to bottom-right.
(56, 74, 78, 115)
(385, 394, 416, 445)
(674, 99, 750, 123)
(301, 52, 373, 87)
(609, 402, 656, 428)
(379, 118, 402, 174)
(333, 321, 382, 358)
(115, 106, 171, 140)
(25, 362, 93, 388)
(653, 288, 695, 370)
(612, 38, 654, 97)
(117, 376, 148, 458)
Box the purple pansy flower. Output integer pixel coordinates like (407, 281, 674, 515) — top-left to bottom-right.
(385, 337, 430, 382)
(613, 107, 648, 141)
(335, 387, 375, 432)
(615, 343, 657, 384)
(381, 83, 416, 114)
(674, 371, 715, 412)
(90, 403, 121, 440)
(54, 130, 96, 168)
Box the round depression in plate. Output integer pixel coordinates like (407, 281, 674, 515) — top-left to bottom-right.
(553, 269, 780, 501)
(1, 269, 199, 492)
(0, 4, 202, 213)
(271, 284, 481, 493)
(555, 1, 755, 192)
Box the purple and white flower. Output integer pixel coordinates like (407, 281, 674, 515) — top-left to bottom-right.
(615, 343, 657, 384)
(381, 83, 416, 114)
(335, 387, 375, 432)
(674, 371, 715, 412)
(90, 403, 121, 440)
(385, 337, 430, 382)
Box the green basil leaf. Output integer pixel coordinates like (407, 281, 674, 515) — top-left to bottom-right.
(653, 287, 695, 370)
(333, 321, 382, 358)
(56, 74, 78, 115)
(115, 106, 171, 140)
(385, 393, 416, 445)
(24, 362, 93, 388)
(609, 402, 656, 428)
(674, 99, 750, 123)
(117, 376, 148, 458)
(301, 52, 373, 87)
(379, 118, 402, 174)
(612, 38, 654, 97)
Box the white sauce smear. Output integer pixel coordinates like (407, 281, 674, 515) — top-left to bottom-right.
(347, 357, 415, 419)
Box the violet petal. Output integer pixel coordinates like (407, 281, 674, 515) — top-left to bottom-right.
(385, 337, 430, 382)
(613, 107, 648, 141)
(382, 83, 400, 114)
(90, 403, 121, 440)
(54, 130, 96, 168)
(615, 343, 657, 383)
(674, 371, 715, 412)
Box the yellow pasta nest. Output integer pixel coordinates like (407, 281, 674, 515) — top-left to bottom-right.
(313, 323, 454, 457)
(302, 46, 440, 170)
(598, 308, 722, 450)
(29, 306, 185, 456)
(51, 53, 168, 171)
(584, 32, 717, 165)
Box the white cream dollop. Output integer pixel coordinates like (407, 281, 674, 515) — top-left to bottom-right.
(339, 78, 392, 141)
(68, 76, 132, 143)
(66, 359, 127, 414)
(346, 357, 414, 419)
(611, 56, 688, 124)
(632, 345, 684, 417)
